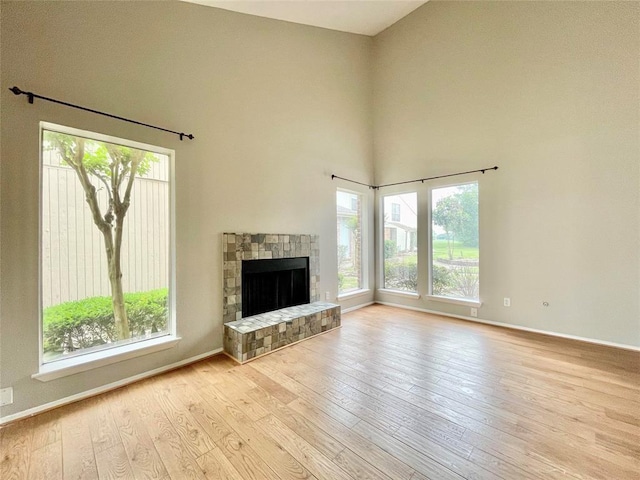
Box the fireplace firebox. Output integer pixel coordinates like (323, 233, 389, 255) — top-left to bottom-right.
(241, 257, 310, 317)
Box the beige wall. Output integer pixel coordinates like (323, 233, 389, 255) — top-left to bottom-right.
(2, 0, 638, 420)
(0, 1, 373, 417)
(373, 1, 640, 346)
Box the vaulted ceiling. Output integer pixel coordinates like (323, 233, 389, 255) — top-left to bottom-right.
(181, 0, 428, 36)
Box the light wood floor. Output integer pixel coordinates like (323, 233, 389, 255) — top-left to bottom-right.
(2, 304, 639, 479)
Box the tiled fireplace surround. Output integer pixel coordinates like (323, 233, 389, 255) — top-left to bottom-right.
(222, 233, 341, 363)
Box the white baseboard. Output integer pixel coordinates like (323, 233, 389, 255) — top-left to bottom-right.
(0, 348, 223, 426)
(341, 301, 375, 314)
(374, 301, 640, 352)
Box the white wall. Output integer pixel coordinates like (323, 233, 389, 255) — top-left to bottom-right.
(373, 1, 640, 347)
(0, 1, 373, 417)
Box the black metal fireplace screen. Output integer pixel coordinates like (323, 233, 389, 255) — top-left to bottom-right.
(241, 257, 310, 317)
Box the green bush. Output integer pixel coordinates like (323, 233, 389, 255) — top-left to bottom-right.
(43, 289, 168, 355)
(384, 257, 417, 291)
(384, 240, 397, 259)
(432, 265, 452, 295)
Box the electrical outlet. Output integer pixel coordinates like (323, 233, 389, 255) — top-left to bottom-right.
(504, 297, 511, 307)
(325, 291, 330, 300)
(0, 387, 13, 406)
(470, 307, 478, 317)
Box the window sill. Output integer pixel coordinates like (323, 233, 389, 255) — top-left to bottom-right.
(425, 295, 481, 308)
(33, 335, 181, 382)
(377, 289, 420, 299)
(337, 289, 371, 301)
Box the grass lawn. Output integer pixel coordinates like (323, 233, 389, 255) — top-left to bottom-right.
(432, 240, 478, 260)
(340, 274, 360, 292)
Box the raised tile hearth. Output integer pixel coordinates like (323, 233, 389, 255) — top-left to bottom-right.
(224, 301, 340, 363)
(222, 232, 340, 363)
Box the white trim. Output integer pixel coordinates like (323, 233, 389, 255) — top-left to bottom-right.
(33, 336, 181, 382)
(337, 288, 371, 301)
(375, 301, 640, 352)
(424, 294, 481, 308)
(378, 288, 420, 299)
(2, 348, 223, 425)
(37, 122, 177, 377)
(40, 122, 175, 155)
(336, 186, 370, 293)
(341, 301, 374, 314)
(377, 190, 419, 294)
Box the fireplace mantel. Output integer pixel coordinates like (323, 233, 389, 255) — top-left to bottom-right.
(222, 233, 320, 324)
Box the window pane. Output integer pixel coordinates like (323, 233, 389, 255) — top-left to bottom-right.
(383, 192, 417, 292)
(41, 127, 171, 362)
(431, 183, 479, 301)
(337, 190, 362, 294)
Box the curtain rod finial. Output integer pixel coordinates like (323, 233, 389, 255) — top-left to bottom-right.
(9, 86, 22, 95)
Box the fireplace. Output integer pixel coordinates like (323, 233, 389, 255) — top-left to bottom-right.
(242, 257, 310, 317)
(223, 233, 320, 323)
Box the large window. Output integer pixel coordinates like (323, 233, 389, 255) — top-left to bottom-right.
(383, 192, 417, 292)
(41, 123, 173, 363)
(337, 189, 363, 294)
(430, 182, 479, 301)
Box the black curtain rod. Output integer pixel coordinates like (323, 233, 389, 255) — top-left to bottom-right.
(9, 86, 194, 141)
(330, 175, 374, 189)
(332, 166, 498, 190)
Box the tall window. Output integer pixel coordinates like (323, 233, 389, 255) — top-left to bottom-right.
(337, 190, 363, 294)
(430, 182, 479, 301)
(41, 123, 173, 363)
(383, 192, 417, 292)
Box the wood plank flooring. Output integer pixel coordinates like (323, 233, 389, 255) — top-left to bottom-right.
(2, 304, 639, 479)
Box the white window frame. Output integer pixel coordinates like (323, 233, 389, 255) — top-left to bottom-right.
(379, 191, 419, 297)
(426, 180, 481, 307)
(35, 122, 178, 382)
(336, 187, 369, 299)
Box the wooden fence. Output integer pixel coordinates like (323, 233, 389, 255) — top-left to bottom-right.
(41, 151, 169, 308)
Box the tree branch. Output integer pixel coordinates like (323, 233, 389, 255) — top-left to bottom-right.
(62, 139, 111, 233)
(122, 150, 144, 212)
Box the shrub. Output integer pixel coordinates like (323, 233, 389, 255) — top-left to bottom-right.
(43, 288, 168, 355)
(432, 265, 452, 295)
(384, 240, 397, 259)
(451, 266, 479, 299)
(384, 257, 417, 291)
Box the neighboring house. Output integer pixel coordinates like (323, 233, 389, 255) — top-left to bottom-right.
(384, 220, 416, 253)
(383, 197, 417, 254)
(336, 203, 358, 259)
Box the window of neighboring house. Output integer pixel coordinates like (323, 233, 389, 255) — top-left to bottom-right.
(40, 123, 174, 365)
(337, 189, 364, 295)
(391, 203, 401, 222)
(383, 192, 417, 292)
(430, 182, 479, 301)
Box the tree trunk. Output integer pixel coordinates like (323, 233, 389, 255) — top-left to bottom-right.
(103, 231, 130, 340)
